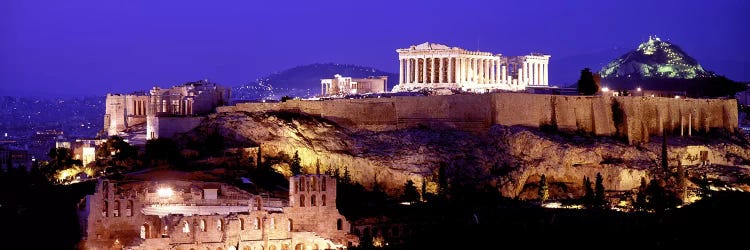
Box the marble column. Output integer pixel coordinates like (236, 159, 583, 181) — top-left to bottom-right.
(531, 62, 536, 85)
(427, 57, 435, 83)
(448, 57, 453, 83)
(490, 60, 495, 84)
(501, 65, 507, 84)
(405, 58, 410, 84)
(523, 62, 529, 84)
(543, 63, 548, 85)
(420, 57, 427, 85)
(456, 58, 462, 83)
(437, 58, 442, 83)
(537, 63, 541, 86)
(399, 59, 404, 84)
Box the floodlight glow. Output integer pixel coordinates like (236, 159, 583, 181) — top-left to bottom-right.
(157, 187, 174, 198)
(601, 87, 609, 92)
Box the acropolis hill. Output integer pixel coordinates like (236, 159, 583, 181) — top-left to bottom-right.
(182, 92, 748, 200)
(218, 93, 737, 144)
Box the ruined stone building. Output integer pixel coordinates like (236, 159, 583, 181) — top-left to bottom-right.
(104, 80, 230, 140)
(392, 42, 550, 93)
(78, 174, 358, 250)
(320, 74, 388, 97)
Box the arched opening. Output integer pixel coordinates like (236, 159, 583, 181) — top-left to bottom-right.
(254, 217, 260, 229)
(312, 244, 319, 250)
(281, 244, 289, 250)
(126, 200, 133, 216)
(217, 219, 223, 231)
(113, 200, 120, 217)
(228, 247, 236, 250)
(336, 219, 343, 230)
(216, 248, 223, 250)
(102, 200, 109, 217)
(255, 197, 262, 211)
(182, 221, 190, 233)
(299, 195, 305, 207)
(242, 247, 250, 250)
(321, 195, 326, 206)
(311, 177, 317, 191)
(200, 219, 206, 232)
(299, 177, 305, 192)
(270, 218, 276, 229)
(310, 195, 316, 206)
(141, 223, 150, 239)
(321, 177, 326, 191)
(294, 243, 304, 250)
(268, 245, 276, 250)
(288, 219, 293, 231)
(240, 218, 245, 230)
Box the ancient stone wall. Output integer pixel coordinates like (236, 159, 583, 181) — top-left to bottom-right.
(222, 93, 737, 143)
(80, 178, 358, 250)
(147, 116, 205, 140)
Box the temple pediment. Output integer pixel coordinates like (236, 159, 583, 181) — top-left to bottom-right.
(411, 42, 451, 50)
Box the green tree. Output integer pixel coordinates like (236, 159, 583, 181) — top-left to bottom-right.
(577, 68, 598, 95)
(42, 147, 83, 183)
(421, 175, 428, 202)
(583, 176, 594, 207)
(144, 138, 182, 167)
(290, 150, 302, 175)
(594, 172, 606, 209)
(645, 179, 669, 212)
(342, 166, 351, 184)
(315, 159, 321, 175)
(661, 127, 669, 172)
(401, 179, 421, 203)
(437, 162, 448, 199)
(674, 162, 687, 203)
(634, 177, 648, 211)
(538, 174, 549, 205)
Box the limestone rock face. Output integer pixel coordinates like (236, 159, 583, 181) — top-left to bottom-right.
(187, 111, 750, 199)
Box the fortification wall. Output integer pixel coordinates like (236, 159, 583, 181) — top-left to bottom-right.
(105, 94, 127, 136)
(220, 93, 737, 143)
(149, 116, 205, 139)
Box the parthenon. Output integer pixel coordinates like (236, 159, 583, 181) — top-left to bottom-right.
(391, 42, 550, 93)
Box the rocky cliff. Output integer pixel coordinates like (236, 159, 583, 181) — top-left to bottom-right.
(183, 111, 750, 199)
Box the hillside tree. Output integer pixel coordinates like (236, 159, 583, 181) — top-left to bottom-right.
(577, 68, 598, 95)
(290, 150, 302, 175)
(538, 174, 549, 205)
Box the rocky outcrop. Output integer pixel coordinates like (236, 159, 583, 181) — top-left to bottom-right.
(183, 111, 750, 199)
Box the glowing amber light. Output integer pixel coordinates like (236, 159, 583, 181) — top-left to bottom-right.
(157, 187, 174, 198)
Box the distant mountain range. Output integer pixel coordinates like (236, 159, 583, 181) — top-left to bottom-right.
(232, 63, 398, 101)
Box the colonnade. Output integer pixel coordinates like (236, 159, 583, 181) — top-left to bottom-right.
(398, 56, 549, 86)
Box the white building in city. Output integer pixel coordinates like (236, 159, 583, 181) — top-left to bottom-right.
(392, 42, 550, 93)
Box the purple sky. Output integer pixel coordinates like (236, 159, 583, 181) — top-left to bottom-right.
(1, 0, 748, 97)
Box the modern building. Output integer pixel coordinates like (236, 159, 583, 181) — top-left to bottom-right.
(392, 42, 550, 93)
(0, 144, 33, 172)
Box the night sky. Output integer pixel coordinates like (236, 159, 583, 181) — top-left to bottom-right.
(1, 0, 748, 97)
